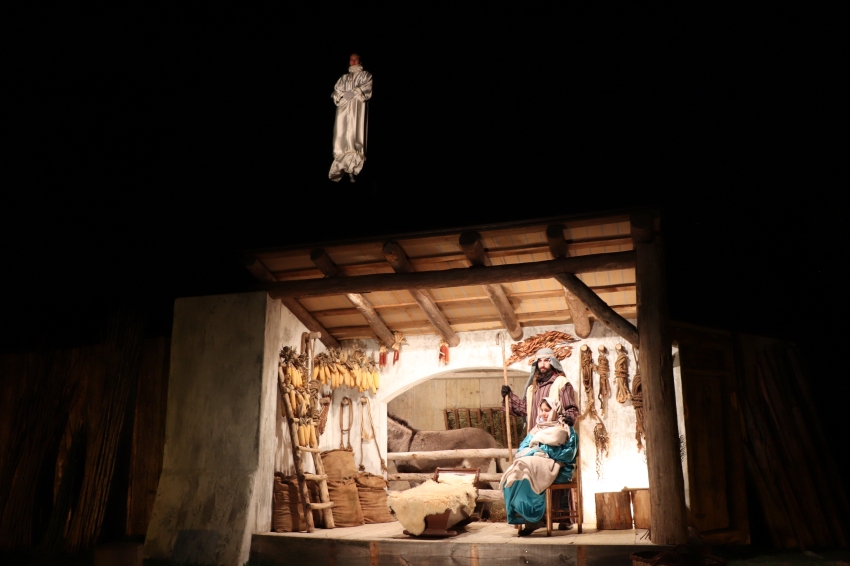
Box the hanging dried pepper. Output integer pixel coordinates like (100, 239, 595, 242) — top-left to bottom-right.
(438, 339, 450, 365)
(379, 345, 388, 368)
(391, 332, 406, 364)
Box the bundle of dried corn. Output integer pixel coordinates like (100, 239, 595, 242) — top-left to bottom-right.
(313, 348, 380, 393)
(279, 346, 308, 389)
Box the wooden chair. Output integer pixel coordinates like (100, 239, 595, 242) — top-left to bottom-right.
(515, 448, 583, 536)
(545, 448, 582, 536)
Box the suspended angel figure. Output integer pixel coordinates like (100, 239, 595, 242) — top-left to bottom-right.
(329, 53, 373, 182)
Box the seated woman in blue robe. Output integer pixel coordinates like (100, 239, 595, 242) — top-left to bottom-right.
(500, 396, 578, 536)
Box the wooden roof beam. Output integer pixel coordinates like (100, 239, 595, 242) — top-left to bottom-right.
(242, 255, 341, 349)
(310, 249, 395, 349)
(382, 241, 460, 347)
(263, 250, 636, 298)
(553, 273, 639, 347)
(547, 224, 592, 338)
(458, 231, 523, 341)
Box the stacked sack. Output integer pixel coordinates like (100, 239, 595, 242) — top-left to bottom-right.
(354, 472, 396, 524)
(272, 473, 321, 532)
(320, 449, 396, 526)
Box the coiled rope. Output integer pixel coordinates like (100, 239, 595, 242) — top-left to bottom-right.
(597, 346, 611, 418)
(359, 397, 387, 472)
(614, 345, 632, 404)
(339, 396, 353, 450)
(631, 349, 645, 452)
(580, 346, 599, 420)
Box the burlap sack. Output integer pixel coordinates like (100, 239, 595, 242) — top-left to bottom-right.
(272, 474, 306, 532)
(273, 474, 323, 531)
(321, 449, 359, 481)
(355, 473, 396, 524)
(327, 478, 364, 527)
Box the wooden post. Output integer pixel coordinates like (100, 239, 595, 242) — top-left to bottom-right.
(631, 212, 687, 545)
(498, 333, 514, 461)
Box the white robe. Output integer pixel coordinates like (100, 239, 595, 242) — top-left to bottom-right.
(329, 65, 373, 181)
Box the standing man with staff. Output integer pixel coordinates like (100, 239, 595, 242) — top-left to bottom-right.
(501, 347, 580, 531)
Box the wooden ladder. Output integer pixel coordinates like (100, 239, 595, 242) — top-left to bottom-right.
(281, 389, 335, 532)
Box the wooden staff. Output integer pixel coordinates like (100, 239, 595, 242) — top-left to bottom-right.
(498, 333, 514, 463)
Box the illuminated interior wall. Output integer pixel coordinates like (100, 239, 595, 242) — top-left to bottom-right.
(275, 299, 685, 527)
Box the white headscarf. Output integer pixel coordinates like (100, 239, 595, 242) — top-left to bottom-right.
(535, 396, 559, 424)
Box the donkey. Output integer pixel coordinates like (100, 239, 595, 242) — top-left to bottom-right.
(387, 414, 504, 520)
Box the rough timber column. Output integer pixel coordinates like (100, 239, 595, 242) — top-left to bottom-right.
(144, 292, 280, 566)
(632, 212, 688, 545)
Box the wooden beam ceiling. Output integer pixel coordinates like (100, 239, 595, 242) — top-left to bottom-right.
(554, 273, 639, 347)
(267, 234, 633, 280)
(382, 241, 460, 347)
(458, 230, 523, 340)
(243, 255, 340, 349)
(305, 284, 636, 318)
(310, 248, 395, 348)
(547, 224, 592, 339)
(263, 250, 636, 298)
(327, 305, 638, 339)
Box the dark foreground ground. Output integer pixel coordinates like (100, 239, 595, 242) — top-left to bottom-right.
(2, 546, 849, 566)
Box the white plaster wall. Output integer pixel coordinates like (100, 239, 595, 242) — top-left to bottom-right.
(273, 306, 387, 479)
(347, 323, 652, 527)
(271, 309, 684, 528)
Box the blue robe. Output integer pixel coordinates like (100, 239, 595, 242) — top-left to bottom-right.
(503, 426, 577, 525)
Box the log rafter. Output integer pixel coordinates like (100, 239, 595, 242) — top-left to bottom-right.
(263, 250, 636, 298)
(547, 224, 593, 338)
(243, 255, 340, 349)
(382, 241, 460, 347)
(307, 284, 637, 317)
(326, 305, 638, 336)
(458, 231, 523, 340)
(554, 273, 640, 347)
(310, 249, 395, 348)
(267, 235, 634, 280)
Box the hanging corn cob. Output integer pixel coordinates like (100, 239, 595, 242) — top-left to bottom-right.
(313, 347, 382, 394)
(279, 346, 309, 389)
(379, 345, 387, 368)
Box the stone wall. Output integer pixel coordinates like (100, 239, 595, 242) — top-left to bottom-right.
(144, 292, 281, 566)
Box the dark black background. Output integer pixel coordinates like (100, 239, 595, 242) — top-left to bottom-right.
(4, 7, 846, 366)
(3, 7, 849, 541)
